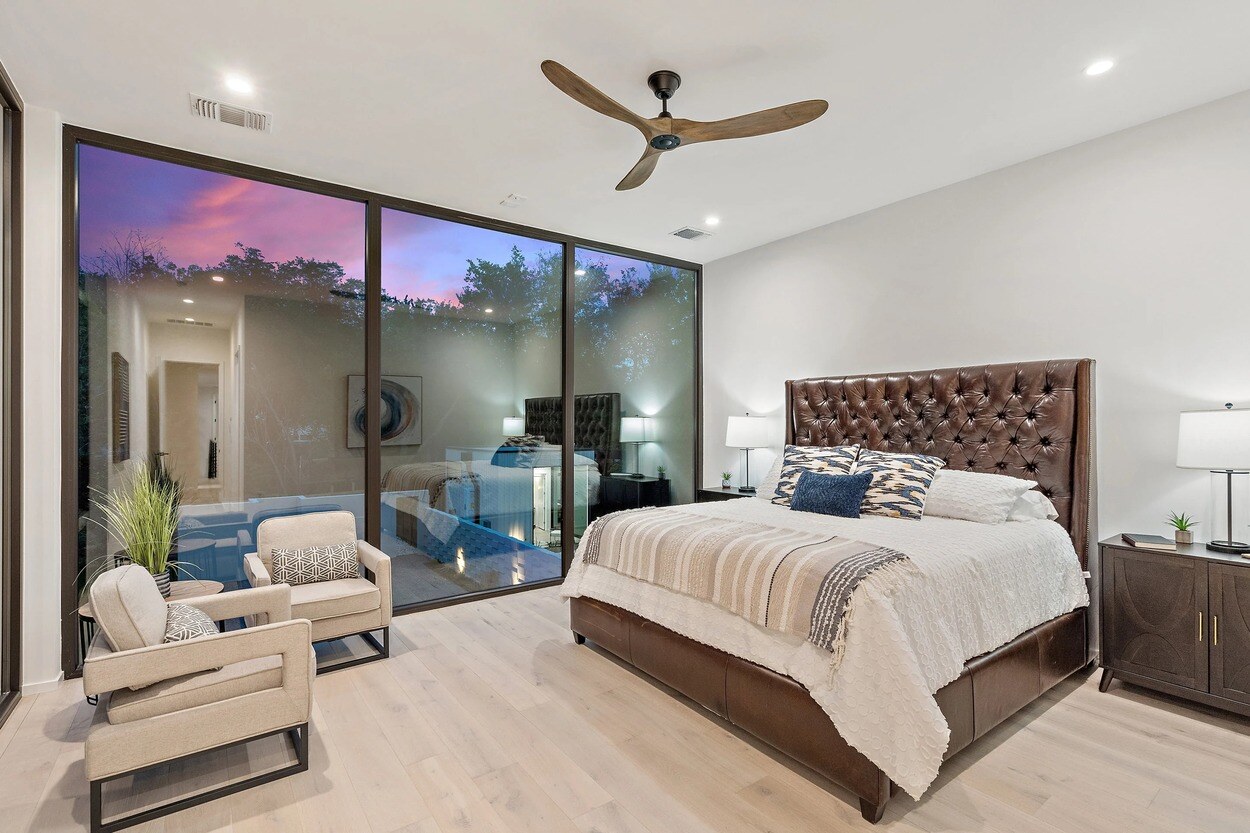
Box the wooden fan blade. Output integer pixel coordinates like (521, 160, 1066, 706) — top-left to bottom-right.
(616, 147, 663, 191)
(541, 60, 656, 138)
(672, 99, 828, 145)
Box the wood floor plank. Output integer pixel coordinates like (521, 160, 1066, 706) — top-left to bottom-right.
(475, 763, 582, 833)
(316, 670, 433, 832)
(4, 586, 1250, 833)
(573, 800, 655, 833)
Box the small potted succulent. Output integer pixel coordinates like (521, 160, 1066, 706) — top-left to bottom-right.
(1166, 512, 1197, 545)
(656, 465, 668, 480)
(721, 471, 732, 489)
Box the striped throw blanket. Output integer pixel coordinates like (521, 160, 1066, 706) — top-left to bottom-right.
(579, 507, 911, 658)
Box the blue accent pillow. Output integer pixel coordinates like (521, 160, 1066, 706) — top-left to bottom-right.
(789, 471, 874, 518)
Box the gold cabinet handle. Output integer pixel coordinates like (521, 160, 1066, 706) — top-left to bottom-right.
(1199, 611, 1204, 642)
(1214, 615, 1219, 647)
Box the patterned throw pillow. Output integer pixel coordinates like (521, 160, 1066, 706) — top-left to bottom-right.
(271, 542, 359, 585)
(164, 603, 218, 643)
(852, 449, 945, 520)
(770, 444, 860, 506)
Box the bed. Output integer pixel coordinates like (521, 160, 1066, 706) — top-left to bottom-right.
(382, 393, 620, 548)
(564, 358, 1093, 823)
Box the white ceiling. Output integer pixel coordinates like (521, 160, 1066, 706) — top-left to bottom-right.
(4, 1, 1250, 264)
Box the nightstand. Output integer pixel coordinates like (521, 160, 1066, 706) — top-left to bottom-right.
(1099, 535, 1250, 717)
(697, 487, 750, 503)
(600, 475, 671, 513)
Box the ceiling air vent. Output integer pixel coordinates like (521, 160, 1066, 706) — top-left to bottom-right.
(189, 94, 272, 133)
(166, 318, 214, 327)
(670, 226, 712, 241)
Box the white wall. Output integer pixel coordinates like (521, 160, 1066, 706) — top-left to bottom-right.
(703, 90, 1250, 553)
(21, 105, 62, 692)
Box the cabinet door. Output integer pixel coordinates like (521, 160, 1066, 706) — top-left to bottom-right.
(1102, 548, 1207, 691)
(1210, 563, 1250, 705)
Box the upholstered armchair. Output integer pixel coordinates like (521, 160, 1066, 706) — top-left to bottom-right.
(82, 565, 313, 833)
(243, 509, 392, 671)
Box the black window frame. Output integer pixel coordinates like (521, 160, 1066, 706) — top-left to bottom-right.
(60, 125, 702, 673)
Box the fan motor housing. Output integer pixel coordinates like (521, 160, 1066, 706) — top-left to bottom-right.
(647, 70, 681, 100)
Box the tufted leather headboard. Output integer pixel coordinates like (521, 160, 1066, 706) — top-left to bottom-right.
(786, 359, 1093, 565)
(525, 392, 622, 476)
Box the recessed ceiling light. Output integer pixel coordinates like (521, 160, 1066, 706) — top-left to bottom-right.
(574, 269, 586, 276)
(484, 308, 494, 314)
(211, 275, 225, 283)
(224, 74, 255, 96)
(704, 216, 721, 227)
(1084, 59, 1115, 77)
(182, 298, 194, 304)
(184, 317, 195, 323)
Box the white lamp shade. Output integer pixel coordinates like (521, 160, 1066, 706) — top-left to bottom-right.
(726, 415, 770, 449)
(620, 416, 651, 443)
(502, 416, 525, 436)
(1177, 409, 1250, 470)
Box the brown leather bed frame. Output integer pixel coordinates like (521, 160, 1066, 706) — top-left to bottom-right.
(570, 358, 1093, 823)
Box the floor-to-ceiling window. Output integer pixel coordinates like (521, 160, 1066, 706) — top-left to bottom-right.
(71, 143, 366, 662)
(574, 248, 698, 529)
(379, 209, 564, 606)
(64, 128, 700, 670)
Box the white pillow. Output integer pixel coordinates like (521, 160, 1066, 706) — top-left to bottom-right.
(923, 469, 1036, 524)
(753, 453, 784, 500)
(1008, 489, 1060, 521)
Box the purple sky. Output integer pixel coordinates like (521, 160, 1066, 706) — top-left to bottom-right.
(78, 145, 684, 304)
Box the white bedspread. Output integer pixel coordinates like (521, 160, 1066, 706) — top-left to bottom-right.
(561, 498, 1088, 798)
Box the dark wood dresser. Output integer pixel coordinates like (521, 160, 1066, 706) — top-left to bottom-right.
(1100, 535, 1250, 717)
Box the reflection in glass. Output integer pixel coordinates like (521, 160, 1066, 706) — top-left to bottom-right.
(379, 209, 565, 606)
(74, 145, 366, 617)
(575, 248, 697, 533)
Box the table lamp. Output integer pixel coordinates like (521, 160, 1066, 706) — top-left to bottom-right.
(502, 416, 525, 436)
(726, 414, 770, 494)
(620, 415, 652, 478)
(1177, 404, 1250, 554)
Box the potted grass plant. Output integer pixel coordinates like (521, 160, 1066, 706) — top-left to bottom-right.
(90, 459, 182, 597)
(721, 471, 732, 489)
(1166, 511, 1197, 546)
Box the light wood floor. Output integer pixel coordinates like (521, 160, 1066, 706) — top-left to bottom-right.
(3, 586, 1249, 833)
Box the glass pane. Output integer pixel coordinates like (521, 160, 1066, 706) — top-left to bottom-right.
(380, 209, 563, 605)
(574, 248, 696, 535)
(74, 145, 366, 636)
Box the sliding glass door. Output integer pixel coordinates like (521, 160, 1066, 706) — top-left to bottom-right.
(378, 209, 564, 606)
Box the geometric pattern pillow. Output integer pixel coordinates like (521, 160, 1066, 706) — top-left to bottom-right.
(770, 444, 860, 506)
(851, 449, 945, 520)
(164, 602, 219, 643)
(271, 542, 359, 586)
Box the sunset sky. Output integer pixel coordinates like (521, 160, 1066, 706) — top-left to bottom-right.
(78, 145, 673, 305)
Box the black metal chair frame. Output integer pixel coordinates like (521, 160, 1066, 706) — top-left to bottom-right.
(90, 722, 309, 833)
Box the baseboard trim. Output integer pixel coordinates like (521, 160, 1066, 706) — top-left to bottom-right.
(22, 672, 64, 695)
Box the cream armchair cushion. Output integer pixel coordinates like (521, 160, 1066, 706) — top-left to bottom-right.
(245, 510, 391, 647)
(254, 510, 357, 574)
(90, 564, 168, 653)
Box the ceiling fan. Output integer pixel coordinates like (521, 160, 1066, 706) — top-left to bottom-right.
(541, 60, 828, 191)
